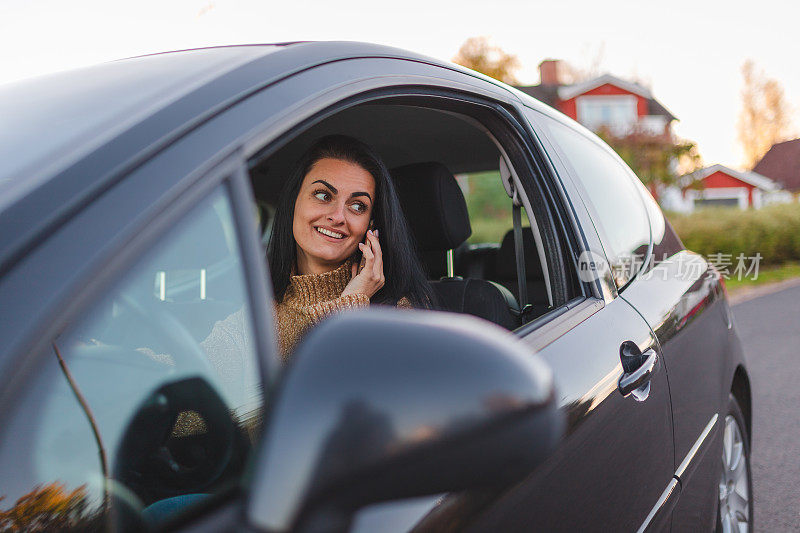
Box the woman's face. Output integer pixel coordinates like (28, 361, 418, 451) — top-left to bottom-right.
(292, 157, 376, 274)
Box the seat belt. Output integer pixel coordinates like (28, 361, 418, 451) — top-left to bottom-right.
(502, 156, 531, 321)
(512, 200, 528, 311)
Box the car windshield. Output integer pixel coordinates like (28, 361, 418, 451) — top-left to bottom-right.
(0, 187, 264, 530)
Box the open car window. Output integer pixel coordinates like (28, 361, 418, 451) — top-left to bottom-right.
(249, 98, 580, 346)
(456, 169, 552, 315)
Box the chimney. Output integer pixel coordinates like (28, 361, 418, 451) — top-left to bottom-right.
(539, 59, 561, 85)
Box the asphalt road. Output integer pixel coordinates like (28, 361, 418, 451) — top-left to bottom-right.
(731, 283, 800, 531)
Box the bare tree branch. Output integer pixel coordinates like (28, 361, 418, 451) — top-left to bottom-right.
(737, 59, 794, 169)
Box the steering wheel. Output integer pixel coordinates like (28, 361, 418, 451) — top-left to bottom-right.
(114, 377, 238, 498)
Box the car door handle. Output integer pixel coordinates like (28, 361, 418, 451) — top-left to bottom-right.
(619, 348, 658, 397)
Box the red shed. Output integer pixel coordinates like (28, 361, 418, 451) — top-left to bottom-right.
(674, 164, 788, 211)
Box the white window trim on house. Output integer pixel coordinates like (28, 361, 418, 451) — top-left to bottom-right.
(640, 115, 667, 136)
(576, 94, 637, 134)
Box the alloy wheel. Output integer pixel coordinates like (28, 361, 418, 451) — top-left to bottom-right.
(718, 414, 750, 533)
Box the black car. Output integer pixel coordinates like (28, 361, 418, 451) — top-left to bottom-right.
(0, 42, 751, 532)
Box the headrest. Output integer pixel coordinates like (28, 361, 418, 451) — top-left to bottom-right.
(494, 228, 545, 280)
(391, 162, 471, 251)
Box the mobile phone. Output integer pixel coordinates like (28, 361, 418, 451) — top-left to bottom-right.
(353, 220, 375, 269)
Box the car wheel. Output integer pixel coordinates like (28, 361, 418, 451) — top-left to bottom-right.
(716, 393, 753, 533)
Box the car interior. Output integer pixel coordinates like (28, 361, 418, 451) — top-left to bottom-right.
(248, 100, 580, 334)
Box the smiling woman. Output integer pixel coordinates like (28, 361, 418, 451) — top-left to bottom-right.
(292, 157, 375, 276)
(267, 135, 435, 358)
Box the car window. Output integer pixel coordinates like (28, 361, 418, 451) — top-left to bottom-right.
(539, 115, 652, 288)
(460, 170, 528, 244)
(0, 186, 263, 530)
(456, 169, 552, 313)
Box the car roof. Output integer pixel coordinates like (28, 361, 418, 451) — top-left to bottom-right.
(0, 42, 469, 206)
(0, 45, 282, 209)
(0, 42, 529, 206)
(2, 41, 518, 274)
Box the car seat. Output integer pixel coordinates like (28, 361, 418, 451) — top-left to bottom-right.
(391, 162, 519, 330)
(491, 229, 551, 318)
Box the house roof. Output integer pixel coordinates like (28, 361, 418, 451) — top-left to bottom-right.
(514, 73, 677, 121)
(753, 138, 800, 191)
(647, 99, 677, 123)
(557, 74, 652, 100)
(682, 164, 781, 191)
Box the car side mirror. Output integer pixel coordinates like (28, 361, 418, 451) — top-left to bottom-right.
(247, 310, 563, 532)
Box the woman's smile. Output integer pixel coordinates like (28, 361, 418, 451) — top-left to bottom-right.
(314, 226, 347, 240)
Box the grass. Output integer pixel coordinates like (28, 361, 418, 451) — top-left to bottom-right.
(668, 203, 800, 267)
(724, 261, 800, 293)
(469, 215, 513, 243)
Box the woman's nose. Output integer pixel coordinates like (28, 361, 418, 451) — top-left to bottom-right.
(326, 202, 346, 224)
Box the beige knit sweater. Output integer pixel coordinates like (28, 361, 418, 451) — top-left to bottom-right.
(275, 259, 411, 360)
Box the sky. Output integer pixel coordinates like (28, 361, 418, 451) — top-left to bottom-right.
(2, 0, 798, 169)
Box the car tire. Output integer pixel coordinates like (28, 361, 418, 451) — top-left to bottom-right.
(715, 393, 753, 533)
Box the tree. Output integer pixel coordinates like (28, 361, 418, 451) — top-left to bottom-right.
(452, 37, 520, 84)
(0, 482, 101, 531)
(737, 59, 794, 169)
(598, 126, 703, 197)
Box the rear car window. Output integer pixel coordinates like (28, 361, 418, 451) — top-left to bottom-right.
(541, 116, 652, 288)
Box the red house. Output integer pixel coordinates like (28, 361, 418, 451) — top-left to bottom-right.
(665, 164, 790, 212)
(516, 59, 676, 137)
(753, 138, 800, 194)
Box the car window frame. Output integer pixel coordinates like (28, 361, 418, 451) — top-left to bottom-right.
(243, 86, 580, 314)
(511, 103, 614, 302)
(500, 102, 618, 350)
(236, 75, 615, 365)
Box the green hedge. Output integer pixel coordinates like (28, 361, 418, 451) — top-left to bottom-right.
(668, 203, 800, 267)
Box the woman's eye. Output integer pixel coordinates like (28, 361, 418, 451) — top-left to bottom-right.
(313, 191, 330, 201)
(351, 202, 367, 213)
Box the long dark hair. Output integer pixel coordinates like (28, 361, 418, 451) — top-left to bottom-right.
(267, 135, 435, 308)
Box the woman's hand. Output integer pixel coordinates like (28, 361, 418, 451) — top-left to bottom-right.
(342, 229, 384, 299)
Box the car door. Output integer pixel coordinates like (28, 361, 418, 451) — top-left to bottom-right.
(222, 66, 676, 530)
(466, 103, 678, 532)
(529, 104, 737, 530)
(479, 297, 675, 532)
(621, 245, 731, 531)
(615, 175, 734, 531)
